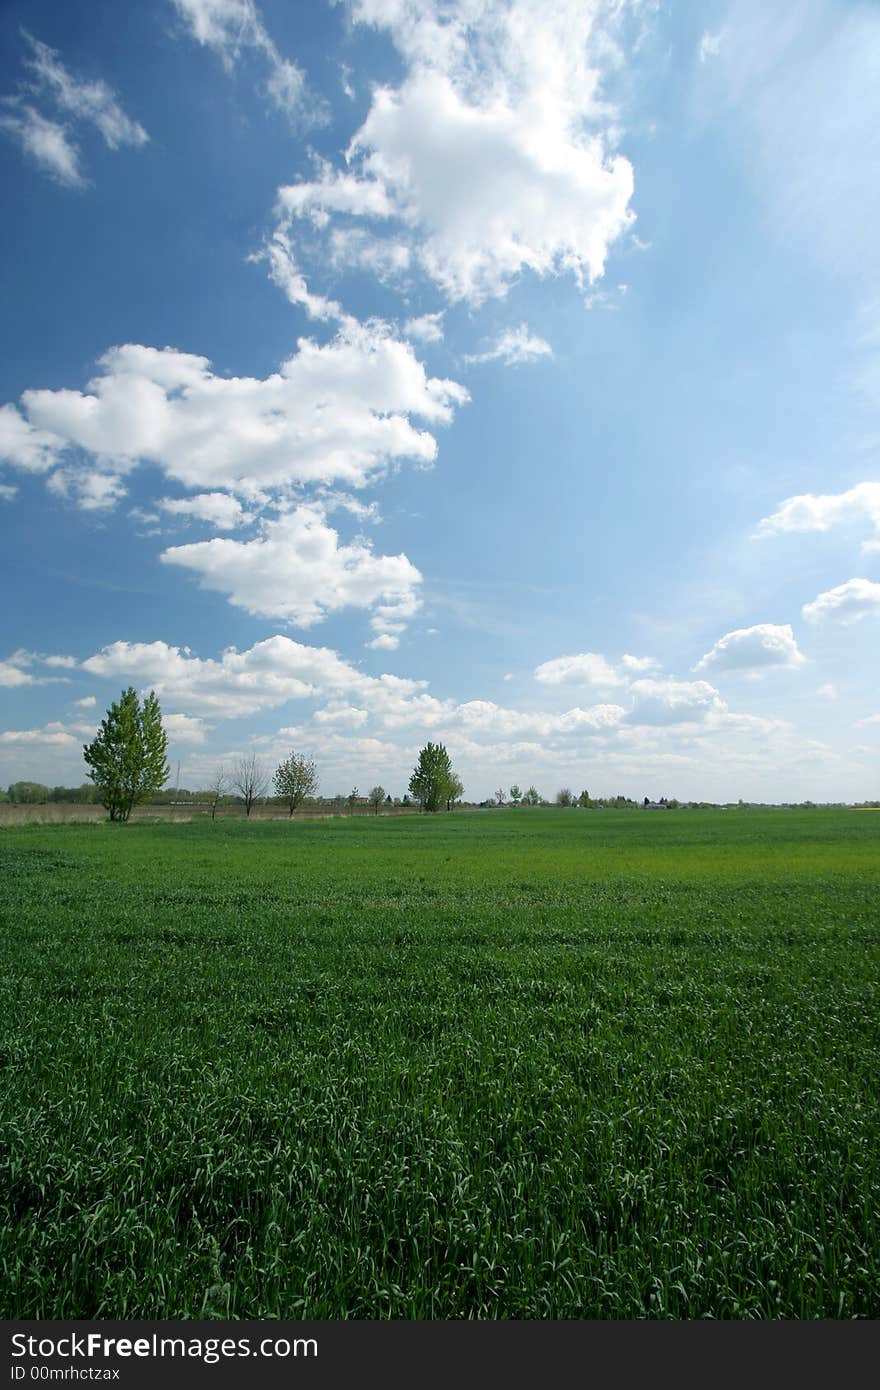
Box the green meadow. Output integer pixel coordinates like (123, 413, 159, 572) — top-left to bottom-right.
(1, 809, 878, 1318)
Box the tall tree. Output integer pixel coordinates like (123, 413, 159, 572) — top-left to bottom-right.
(274, 751, 318, 817)
(447, 772, 464, 811)
(232, 754, 269, 817)
(509, 784, 522, 806)
(368, 785, 386, 815)
(82, 687, 169, 822)
(408, 742, 454, 813)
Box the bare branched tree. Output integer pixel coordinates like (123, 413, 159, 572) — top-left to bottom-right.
(232, 754, 269, 818)
(209, 763, 228, 821)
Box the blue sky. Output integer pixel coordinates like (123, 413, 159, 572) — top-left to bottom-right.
(1, 0, 878, 802)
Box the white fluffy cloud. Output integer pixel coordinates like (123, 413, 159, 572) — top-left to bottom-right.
(0, 661, 36, 688)
(76, 633, 627, 742)
(46, 467, 127, 511)
(163, 713, 209, 744)
(274, 0, 635, 306)
(627, 678, 726, 726)
(0, 723, 79, 748)
(465, 325, 553, 366)
(693, 623, 806, 673)
(0, 404, 64, 471)
(159, 492, 253, 530)
(756, 482, 880, 552)
(534, 651, 656, 687)
(171, 0, 319, 121)
(802, 577, 880, 624)
(80, 635, 427, 719)
(4, 330, 467, 501)
(160, 502, 422, 638)
(404, 312, 444, 343)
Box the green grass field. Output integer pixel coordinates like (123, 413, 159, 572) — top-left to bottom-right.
(2, 808, 878, 1318)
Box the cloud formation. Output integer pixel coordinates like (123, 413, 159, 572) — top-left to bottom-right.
(465, 325, 553, 366)
(534, 651, 656, 687)
(273, 0, 635, 306)
(2, 330, 467, 503)
(159, 492, 254, 530)
(161, 502, 423, 640)
(694, 623, 806, 673)
(0, 32, 147, 186)
(802, 578, 880, 625)
(171, 0, 321, 121)
(756, 481, 880, 552)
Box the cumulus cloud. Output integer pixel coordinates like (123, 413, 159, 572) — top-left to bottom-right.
(158, 492, 253, 530)
(75, 633, 630, 744)
(161, 502, 422, 638)
(163, 712, 209, 744)
(404, 312, 444, 343)
(534, 651, 655, 688)
(73, 695, 97, 709)
(756, 482, 880, 552)
(0, 651, 75, 685)
(0, 723, 79, 748)
(80, 634, 427, 719)
(171, 0, 321, 121)
(627, 678, 726, 726)
(5, 330, 467, 499)
(464, 324, 553, 366)
(0, 404, 64, 471)
(802, 578, 880, 625)
(46, 467, 127, 511)
(0, 661, 37, 688)
(693, 623, 806, 673)
(273, 0, 636, 307)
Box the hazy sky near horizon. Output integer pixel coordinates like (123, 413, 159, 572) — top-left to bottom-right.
(1, 0, 878, 802)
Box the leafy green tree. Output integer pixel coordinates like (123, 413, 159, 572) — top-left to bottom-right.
(525, 786, 540, 806)
(368, 785, 386, 815)
(577, 789, 591, 807)
(274, 751, 318, 817)
(7, 781, 49, 804)
(82, 687, 169, 822)
(447, 772, 464, 811)
(348, 787, 360, 814)
(509, 784, 522, 806)
(555, 787, 574, 807)
(408, 742, 454, 813)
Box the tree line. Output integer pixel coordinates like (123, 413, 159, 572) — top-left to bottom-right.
(71, 689, 469, 822)
(7, 688, 856, 818)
